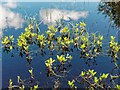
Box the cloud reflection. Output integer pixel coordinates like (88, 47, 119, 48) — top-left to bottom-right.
(0, 1, 24, 39)
(40, 9, 88, 25)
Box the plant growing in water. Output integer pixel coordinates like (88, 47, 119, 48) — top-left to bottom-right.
(2, 16, 120, 89)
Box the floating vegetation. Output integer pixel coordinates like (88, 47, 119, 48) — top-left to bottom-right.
(2, 16, 120, 89)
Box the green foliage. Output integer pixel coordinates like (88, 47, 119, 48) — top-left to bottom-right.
(9, 79, 13, 89)
(34, 85, 39, 90)
(28, 69, 33, 75)
(80, 71, 86, 77)
(48, 25, 58, 33)
(116, 84, 120, 90)
(79, 69, 111, 89)
(80, 44, 86, 49)
(94, 77, 99, 83)
(28, 68, 34, 79)
(2, 35, 13, 45)
(2, 35, 14, 51)
(37, 34, 46, 48)
(2, 18, 120, 89)
(99, 73, 109, 80)
(68, 80, 77, 88)
(66, 54, 73, 60)
(108, 36, 120, 60)
(60, 26, 70, 34)
(45, 58, 55, 68)
(57, 54, 72, 64)
(88, 69, 97, 76)
(57, 55, 67, 64)
(80, 22, 86, 27)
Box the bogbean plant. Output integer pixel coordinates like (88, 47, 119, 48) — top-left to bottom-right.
(68, 69, 120, 90)
(2, 35, 14, 53)
(1, 17, 120, 89)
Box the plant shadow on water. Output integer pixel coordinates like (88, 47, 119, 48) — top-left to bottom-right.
(2, 1, 120, 89)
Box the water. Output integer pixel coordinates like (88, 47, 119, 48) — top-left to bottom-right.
(2, 2, 119, 88)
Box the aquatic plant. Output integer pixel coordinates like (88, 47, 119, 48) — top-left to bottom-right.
(108, 36, 120, 60)
(68, 69, 120, 90)
(2, 35, 14, 52)
(45, 58, 55, 69)
(2, 17, 120, 89)
(68, 80, 77, 89)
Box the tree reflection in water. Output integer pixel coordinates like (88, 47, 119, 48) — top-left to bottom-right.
(2, 2, 120, 88)
(98, 0, 120, 84)
(98, 1, 120, 29)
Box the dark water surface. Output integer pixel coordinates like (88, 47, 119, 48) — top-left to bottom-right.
(2, 2, 119, 88)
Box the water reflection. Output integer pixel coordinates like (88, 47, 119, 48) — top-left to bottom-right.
(98, 1, 120, 84)
(98, 1, 120, 29)
(2, 2, 120, 88)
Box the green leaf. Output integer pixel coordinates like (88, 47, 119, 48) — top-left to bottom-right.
(23, 46, 29, 51)
(45, 58, 55, 67)
(116, 84, 120, 90)
(29, 69, 33, 74)
(88, 70, 97, 76)
(80, 44, 86, 49)
(111, 36, 115, 40)
(80, 71, 86, 77)
(60, 26, 70, 33)
(100, 73, 109, 79)
(80, 22, 86, 27)
(69, 55, 72, 60)
(57, 37, 62, 43)
(2, 36, 10, 45)
(34, 85, 38, 89)
(100, 36, 103, 41)
(9, 79, 13, 87)
(68, 80, 75, 88)
(94, 77, 99, 83)
(37, 34, 45, 41)
(86, 53, 89, 57)
(9, 35, 13, 40)
(48, 25, 57, 33)
(57, 55, 67, 64)
(10, 46, 13, 50)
